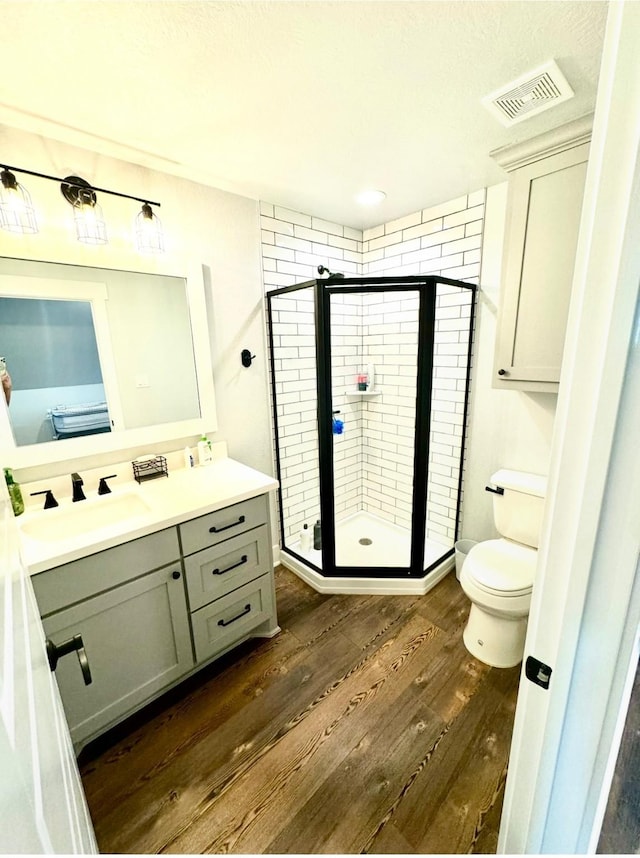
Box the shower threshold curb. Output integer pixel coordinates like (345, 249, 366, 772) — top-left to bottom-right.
(280, 552, 455, 596)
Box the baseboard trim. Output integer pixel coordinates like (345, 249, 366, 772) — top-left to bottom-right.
(280, 552, 455, 595)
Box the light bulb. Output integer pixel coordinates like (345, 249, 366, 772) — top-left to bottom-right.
(0, 168, 38, 234)
(73, 196, 107, 245)
(135, 202, 164, 254)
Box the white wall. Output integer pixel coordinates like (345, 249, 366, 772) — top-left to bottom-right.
(0, 125, 273, 481)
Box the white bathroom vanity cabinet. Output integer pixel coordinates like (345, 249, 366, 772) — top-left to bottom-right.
(492, 116, 591, 392)
(22, 459, 279, 751)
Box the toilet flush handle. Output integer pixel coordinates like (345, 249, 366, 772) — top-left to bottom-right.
(485, 484, 505, 495)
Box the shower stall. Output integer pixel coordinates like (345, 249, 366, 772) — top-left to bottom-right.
(267, 275, 476, 593)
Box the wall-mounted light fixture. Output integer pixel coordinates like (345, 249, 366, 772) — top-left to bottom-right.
(0, 163, 163, 253)
(0, 167, 38, 234)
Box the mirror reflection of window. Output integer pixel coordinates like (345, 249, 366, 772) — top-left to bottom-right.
(0, 297, 110, 445)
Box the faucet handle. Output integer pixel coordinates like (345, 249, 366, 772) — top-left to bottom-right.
(30, 489, 59, 509)
(98, 474, 117, 495)
(71, 472, 86, 502)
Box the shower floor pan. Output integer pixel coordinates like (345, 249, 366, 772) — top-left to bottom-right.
(282, 510, 454, 595)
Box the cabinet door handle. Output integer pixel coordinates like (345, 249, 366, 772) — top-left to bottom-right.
(209, 514, 246, 534)
(46, 635, 93, 686)
(212, 555, 248, 576)
(217, 603, 251, 627)
(172, 570, 181, 580)
(498, 368, 509, 376)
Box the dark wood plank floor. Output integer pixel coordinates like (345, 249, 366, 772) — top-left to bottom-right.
(597, 657, 640, 854)
(79, 566, 521, 854)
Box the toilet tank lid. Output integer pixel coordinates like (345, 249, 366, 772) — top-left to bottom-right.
(490, 469, 547, 498)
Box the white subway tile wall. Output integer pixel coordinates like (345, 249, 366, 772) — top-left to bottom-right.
(263, 190, 483, 560)
(359, 289, 419, 530)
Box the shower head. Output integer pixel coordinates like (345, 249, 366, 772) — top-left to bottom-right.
(317, 265, 344, 280)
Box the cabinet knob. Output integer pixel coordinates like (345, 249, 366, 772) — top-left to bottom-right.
(171, 570, 181, 580)
(498, 368, 509, 376)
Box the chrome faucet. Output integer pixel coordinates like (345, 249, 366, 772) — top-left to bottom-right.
(71, 472, 86, 502)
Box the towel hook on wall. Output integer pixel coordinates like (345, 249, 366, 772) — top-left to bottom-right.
(241, 349, 256, 368)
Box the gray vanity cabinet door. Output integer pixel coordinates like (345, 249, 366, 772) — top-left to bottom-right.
(42, 564, 193, 748)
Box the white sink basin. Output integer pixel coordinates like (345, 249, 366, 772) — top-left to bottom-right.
(20, 492, 151, 543)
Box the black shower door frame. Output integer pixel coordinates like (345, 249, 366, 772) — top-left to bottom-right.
(267, 274, 476, 579)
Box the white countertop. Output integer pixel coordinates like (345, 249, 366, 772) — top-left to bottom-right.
(19, 457, 278, 575)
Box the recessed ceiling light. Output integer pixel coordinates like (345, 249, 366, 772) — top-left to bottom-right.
(355, 189, 386, 206)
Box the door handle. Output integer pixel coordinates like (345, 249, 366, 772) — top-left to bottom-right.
(46, 634, 93, 685)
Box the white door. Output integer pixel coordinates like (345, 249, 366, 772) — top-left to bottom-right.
(0, 492, 97, 854)
(499, 1, 640, 852)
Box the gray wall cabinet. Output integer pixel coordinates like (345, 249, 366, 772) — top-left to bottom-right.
(492, 117, 591, 392)
(32, 492, 277, 750)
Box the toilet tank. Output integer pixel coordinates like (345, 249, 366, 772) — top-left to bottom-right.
(489, 469, 547, 548)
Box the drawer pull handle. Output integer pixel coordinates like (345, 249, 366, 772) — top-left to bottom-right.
(212, 555, 248, 576)
(209, 515, 246, 534)
(218, 603, 251, 627)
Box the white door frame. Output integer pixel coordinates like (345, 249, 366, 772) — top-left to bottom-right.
(499, 1, 640, 852)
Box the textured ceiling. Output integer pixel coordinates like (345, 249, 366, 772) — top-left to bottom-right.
(0, 1, 608, 228)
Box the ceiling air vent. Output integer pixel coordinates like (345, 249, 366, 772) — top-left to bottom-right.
(482, 60, 574, 127)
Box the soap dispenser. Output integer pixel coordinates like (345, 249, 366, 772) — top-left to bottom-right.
(313, 519, 322, 550)
(197, 434, 213, 466)
(300, 522, 312, 552)
(4, 467, 24, 516)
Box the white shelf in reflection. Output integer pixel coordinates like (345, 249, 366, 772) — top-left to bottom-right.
(346, 389, 381, 397)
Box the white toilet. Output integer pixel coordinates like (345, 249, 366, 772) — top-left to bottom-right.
(460, 468, 547, 668)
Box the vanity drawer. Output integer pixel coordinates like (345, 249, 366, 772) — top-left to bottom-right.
(32, 527, 180, 617)
(179, 495, 268, 556)
(191, 573, 274, 664)
(184, 524, 270, 611)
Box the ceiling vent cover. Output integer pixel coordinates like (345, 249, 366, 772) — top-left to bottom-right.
(482, 60, 574, 127)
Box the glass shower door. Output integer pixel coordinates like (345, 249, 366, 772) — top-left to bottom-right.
(268, 284, 322, 569)
(328, 287, 420, 573)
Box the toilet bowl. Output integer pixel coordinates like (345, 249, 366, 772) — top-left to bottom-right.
(460, 469, 546, 668)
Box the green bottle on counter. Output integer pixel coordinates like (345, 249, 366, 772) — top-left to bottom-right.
(4, 467, 24, 516)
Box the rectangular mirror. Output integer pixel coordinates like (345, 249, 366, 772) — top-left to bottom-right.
(0, 257, 217, 469)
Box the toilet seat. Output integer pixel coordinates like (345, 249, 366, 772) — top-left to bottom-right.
(464, 538, 536, 597)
